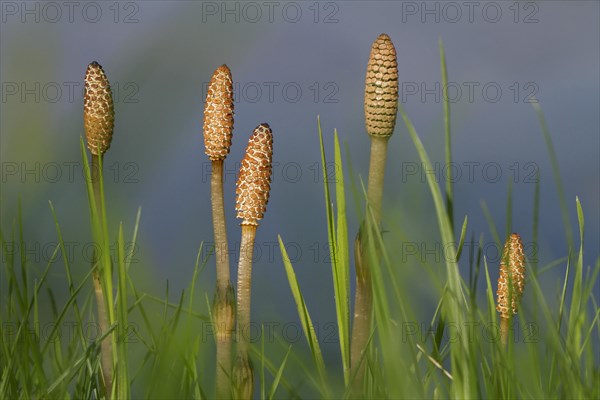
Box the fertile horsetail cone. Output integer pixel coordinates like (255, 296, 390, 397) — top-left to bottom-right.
(235, 123, 273, 226)
(364, 33, 399, 137)
(204, 64, 234, 161)
(84, 61, 114, 156)
(496, 233, 526, 318)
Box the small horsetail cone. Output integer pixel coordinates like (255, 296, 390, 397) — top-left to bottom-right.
(204, 64, 234, 161)
(496, 233, 526, 345)
(235, 123, 274, 226)
(497, 233, 526, 318)
(84, 61, 114, 156)
(364, 33, 399, 137)
(233, 123, 273, 399)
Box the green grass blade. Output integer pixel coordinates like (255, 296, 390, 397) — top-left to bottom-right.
(480, 200, 501, 248)
(0, 224, 25, 316)
(2, 248, 57, 394)
(566, 197, 585, 361)
(581, 258, 600, 309)
(455, 215, 468, 262)
(439, 38, 453, 231)
(41, 267, 95, 354)
(505, 180, 513, 238)
(49, 200, 95, 380)
(580, 307, 600, 358)
(482, 258, 497, 328)
(400, 105, 476, 398)
(249, 343, 297, 398)
(187, 243, 206, 318)
(278, 235, 328, 395)
(79, 137, 99, 236)
(268, 345, 292, 400)
(532, 169, 540, 273)
(333, 129, 351, 384)
(116, 224, 130, 399)
(17, 200, 28, 312)
(125, 207, 142, 272)
(318, 119, 351, 385)
(532, 102, 573, 250)
(46, 327, 116, 395)
(558, 258, 571, 334)
(80, 139, 118, 384)
(317, 117, 336, 259)
(260, 325, 266, 400)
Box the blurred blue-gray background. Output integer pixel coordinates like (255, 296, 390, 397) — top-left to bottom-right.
(1, 0, 599, 362)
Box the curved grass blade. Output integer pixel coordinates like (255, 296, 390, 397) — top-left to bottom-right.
(439, 38, 453, 231)
(532, 102, 573, 250)
(318, 119, 350, 384)
(116, 223, 130, 399)
(400, 105, 476, 398)
(278, 235, 329, 396)
(268, 345, 292, 400)
(333, 129, 351, 383)
(455, 215, 468, 262)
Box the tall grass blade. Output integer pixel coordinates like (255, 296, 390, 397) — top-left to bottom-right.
(506, 180, 513, 238)
(268, 345, 291, 400)
(318, 119, 351, 384)
(480, 200, 501, 248)
(532, 169, 540, 273)
(400, 105, 476, 398)
(532, 103, 573, 250)
(333, 129, 351, 383)
(46, 327, 115, 395)
(455, 215, 468, 261)
(116, 224, 130, 398)
(17, 200, 28, 310)
(278, 235, 328, 396)
(439, 38, 453, 231)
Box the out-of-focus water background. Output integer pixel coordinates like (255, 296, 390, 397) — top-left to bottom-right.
(1, 0, 599, 372)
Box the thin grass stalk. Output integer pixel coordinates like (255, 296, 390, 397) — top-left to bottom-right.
(532, 103, 573, 251)
(439, 39, 453, 231)
(400, 106, 476, 397)
(115, 224, 130, 399)
(278, 237, 330, 397)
